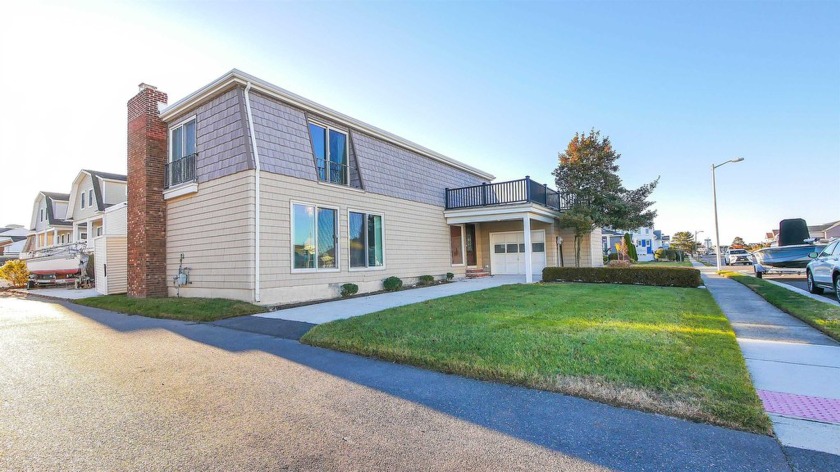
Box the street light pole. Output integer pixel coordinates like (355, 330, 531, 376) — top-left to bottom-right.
(712, 157, 744, 271)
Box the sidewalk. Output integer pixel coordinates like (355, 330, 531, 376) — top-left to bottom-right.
(694, 260, 840, 459)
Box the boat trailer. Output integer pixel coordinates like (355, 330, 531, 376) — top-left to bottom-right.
(753, 263, 805, 279)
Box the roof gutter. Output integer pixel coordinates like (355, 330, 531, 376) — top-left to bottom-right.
(243, 82, 262, 303)
(160, 69, 495, 181)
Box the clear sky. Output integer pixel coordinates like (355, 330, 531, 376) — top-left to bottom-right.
(1, 0, 838, 245)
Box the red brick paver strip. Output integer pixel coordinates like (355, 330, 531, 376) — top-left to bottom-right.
(757, 389, 840, 424)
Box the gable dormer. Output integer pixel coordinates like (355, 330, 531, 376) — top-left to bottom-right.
(66, 170, 127, 221)
(29, 191, 71, 231)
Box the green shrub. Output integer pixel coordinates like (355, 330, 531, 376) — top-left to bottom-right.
(0, 259, 29, 288)
(418, 275, 435, 286)
(542, 266, 702, 288)
(383, 276, 403, 291)
(654, 248, 666, 260)
(624, 233, 638, 262)
(446, 272, 454, 281)
(340, 283, 359, 297)
(607, 252, 619, 261)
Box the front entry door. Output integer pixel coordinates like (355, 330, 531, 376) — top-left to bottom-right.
(465, 224, 477, 266)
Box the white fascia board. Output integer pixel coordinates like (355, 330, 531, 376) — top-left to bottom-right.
(104, 202, 127, 214)
(444, 204, 557, 225)
(159, 69, 495, 181)
(163, 182, 199, 200)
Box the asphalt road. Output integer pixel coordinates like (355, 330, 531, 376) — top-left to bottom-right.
(0, 293, 806, 471)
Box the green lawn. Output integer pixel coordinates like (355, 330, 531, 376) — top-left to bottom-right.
(302, 283, 770, 434)
(74, 295, 266, 322)
(721, 271, 840, 341)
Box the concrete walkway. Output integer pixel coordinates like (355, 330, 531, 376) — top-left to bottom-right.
(10, 287, 99, 300)
(694, 260, 840, 459)
(256, 275, 533, 324)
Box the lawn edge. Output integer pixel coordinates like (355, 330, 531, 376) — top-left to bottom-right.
(301, 328, 772, 436)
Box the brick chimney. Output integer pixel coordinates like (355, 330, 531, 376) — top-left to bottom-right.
(127, 83, 168, 297)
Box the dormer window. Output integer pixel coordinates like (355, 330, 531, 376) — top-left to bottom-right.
(89, 189, 94, 209)
(308, 122, 348, 186)
(81, 193, 85, 209)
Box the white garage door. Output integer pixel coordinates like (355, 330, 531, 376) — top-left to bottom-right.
(489, 231, 546, 275)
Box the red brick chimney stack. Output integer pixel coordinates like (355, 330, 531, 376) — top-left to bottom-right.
(127, 83, 168, 297)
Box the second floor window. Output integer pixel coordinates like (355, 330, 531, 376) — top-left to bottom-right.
(170, 118, 196, 161)
(308, 122, 348, 185)
(167, 118, 197, 188)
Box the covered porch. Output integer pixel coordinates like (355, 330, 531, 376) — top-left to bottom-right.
(445, 177, 573, 283)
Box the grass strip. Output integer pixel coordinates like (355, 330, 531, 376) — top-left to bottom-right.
(74, 295, 266, 322)
(721, 271, 840, 341)
(302, 283, 770, 434)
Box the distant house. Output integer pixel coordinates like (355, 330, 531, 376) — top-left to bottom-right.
(21, 171, 128, 294)
(808, 220, 840, 241)
(124, 69, 603, 304)
(602, 226, 660, 261)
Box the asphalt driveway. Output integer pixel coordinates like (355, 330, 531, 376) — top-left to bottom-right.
(0, 293, 809, 471)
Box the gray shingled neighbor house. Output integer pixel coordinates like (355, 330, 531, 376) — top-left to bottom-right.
(126, 69, 602, 305)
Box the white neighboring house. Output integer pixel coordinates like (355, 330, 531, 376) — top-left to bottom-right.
(65, 170, 128, 253)
(21, 170, 128, 292)
(602, 226, 662, 261)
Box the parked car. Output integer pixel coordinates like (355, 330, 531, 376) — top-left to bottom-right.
(805, 240, 840, 303)
(727, 249, 753, 265)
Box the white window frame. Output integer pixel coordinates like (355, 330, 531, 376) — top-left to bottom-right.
(88, 189, 94, 209)
(347, 208, 386, 272)
(308, 120, 350, 186)
(80, 192, 85, 209)
(290, 201, 340, 273)
(450, 224, 466, 267)
(168, 115, 197, 163)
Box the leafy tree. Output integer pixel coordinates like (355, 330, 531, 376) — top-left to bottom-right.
(624, 233, 638, 262)
(0, 260, 29, 287)
(553, 129, 659, 265)
(731, 236, 746, 248)
(671, 231, 695, 254)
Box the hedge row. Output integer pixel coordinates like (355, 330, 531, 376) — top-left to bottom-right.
(542, 266, 702, 288)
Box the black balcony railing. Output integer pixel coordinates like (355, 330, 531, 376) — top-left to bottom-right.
(165, 153, 197, 189)
(316, 159, 348, 186)
(445, 176, 573, 212)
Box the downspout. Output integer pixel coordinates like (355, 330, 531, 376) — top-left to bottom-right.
(244, 82, 261, 303)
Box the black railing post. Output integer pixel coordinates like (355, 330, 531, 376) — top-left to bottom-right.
(481, 182, 487, 206)
(445, 188, 449, 209)
(525, 176, 531, 203)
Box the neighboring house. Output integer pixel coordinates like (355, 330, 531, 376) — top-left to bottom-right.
(602, 226, 660, 261)
(808, 220, 840, 241)
(24, 191, 72, 252)
(20, 171, 128, 294)
(0, 226, 28, 260)
(65, 169, 128, 251)
(125, 69, 602, 304)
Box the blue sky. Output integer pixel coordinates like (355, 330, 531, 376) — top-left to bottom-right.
(1, 0, 838, 244)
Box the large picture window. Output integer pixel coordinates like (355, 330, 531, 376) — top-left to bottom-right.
(309, 122, 348, 185)
(349, 211, 384, 269)
(292, 203, 338, 271)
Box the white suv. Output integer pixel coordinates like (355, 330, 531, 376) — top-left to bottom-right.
(727, 249, 753, 265)
(806, 241, 840, 303)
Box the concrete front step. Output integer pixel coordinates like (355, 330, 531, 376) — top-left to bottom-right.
(466, 269, 491, 278)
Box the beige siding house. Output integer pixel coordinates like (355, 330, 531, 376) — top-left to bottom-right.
(127, 70, 601, 305)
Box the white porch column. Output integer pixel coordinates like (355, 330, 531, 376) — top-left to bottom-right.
(86, 221, 92, 243)
(523, 214, 532, 283)
(53, 229, 57, 247)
